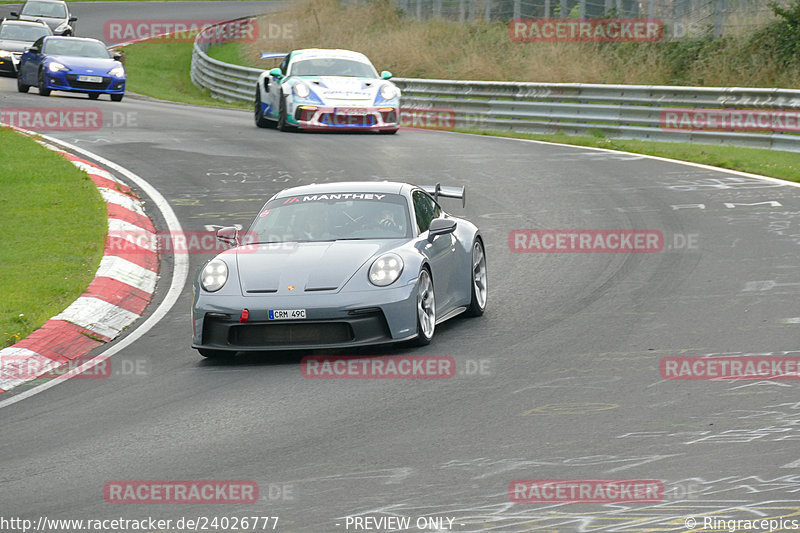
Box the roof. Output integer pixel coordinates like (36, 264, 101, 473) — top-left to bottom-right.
(274, 181, 408, 198)
(290, 48, 371, 63)
(1, 18, 50, 26)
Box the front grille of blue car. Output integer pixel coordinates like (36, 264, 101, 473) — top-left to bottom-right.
(66, 75, 111, 90)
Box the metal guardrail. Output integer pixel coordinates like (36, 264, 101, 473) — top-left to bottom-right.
(190, 19, 800, 152)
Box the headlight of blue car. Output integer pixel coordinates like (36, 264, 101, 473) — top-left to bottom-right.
(108, 66, 125, 78)
(48, 61, 68, 73)
(369, 253, 403, 287)
(201, 259, 228, 292)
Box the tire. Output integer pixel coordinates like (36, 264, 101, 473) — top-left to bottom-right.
(379, 129, 398, 135)
(37, 69, 50, 96)
(277, 92, 294, 132)
(110, 93, 123, 102)
(88, 92, 99, 100)
(254, 90, 274, 128)
(414, 268, 435, 346)
(17, 74, 29, 93)
(465, 238, 487, 316)
(198, 349, 234, 359)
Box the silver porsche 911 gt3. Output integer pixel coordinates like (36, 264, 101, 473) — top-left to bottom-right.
(191, 181, 487, 357)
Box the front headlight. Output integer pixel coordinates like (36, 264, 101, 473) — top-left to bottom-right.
(54, 23, 69, 33)
(0, 50, 12, 59)
(108, 66, 125, 77)
(201, 259, 228, 292)
(380, 84, 398, 100)
(293, 81, 310, 98)
(48, 61, 68, 72)
(368, 253, 404, 287)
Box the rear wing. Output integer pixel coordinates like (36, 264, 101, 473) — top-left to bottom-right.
(421, 183, 466, 208)
(260, 52, 289, 60)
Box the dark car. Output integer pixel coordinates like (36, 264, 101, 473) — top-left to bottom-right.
(0, 19, 52, 76)
(11, 0, 77, 36)
(17, 36, 125, 100)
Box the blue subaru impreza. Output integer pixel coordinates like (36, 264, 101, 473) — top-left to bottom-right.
(17, 36, 125, 101)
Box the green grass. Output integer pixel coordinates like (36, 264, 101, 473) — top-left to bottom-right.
(206, 42, 247, 65)
(0, 129, 106, 348)
(457, 130, 800, 183)
(121, 40, 249, 109)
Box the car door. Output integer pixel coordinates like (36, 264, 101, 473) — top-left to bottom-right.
(19, 35, 44, 85)
(264, 52, 290, 119)
(412, 190, 457, 312)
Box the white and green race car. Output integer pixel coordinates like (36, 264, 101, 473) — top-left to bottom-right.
(254, 48, 400, 133)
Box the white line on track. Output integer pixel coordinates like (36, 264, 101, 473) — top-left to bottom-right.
(0, 135, 188, 410)
(444, 130, 800, 189)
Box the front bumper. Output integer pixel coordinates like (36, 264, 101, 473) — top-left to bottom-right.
(0, 53, 20, 75)
(43, 70, 125, 94)
(192, 281, 419, 352)
(288, 104, 399, 132)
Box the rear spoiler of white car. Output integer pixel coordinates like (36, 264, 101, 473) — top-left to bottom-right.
(422, 183, 466, 208)
(261, 52, 289, 60)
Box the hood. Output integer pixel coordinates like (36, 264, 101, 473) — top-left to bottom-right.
(0, 40, 29, 53)
(49, 55, 117, 71)
(235, 240, 384, 295)
(299, 76, 379, 100)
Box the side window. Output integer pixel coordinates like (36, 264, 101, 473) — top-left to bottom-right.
(280, 54, 290, 75)
(412, 191, 441, 234)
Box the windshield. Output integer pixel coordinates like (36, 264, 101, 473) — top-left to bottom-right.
(290, 58, 377, 78)
(0, 24, 49, 42)
(20, 1, 66, 18)
(43, 39, 110, 58)
(248, 193, 411, 243)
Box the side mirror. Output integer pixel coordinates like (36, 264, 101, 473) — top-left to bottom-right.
(427, 218, 456, 242)
(69, 16, 77, 22)
(216, 226, 240, 246)
(269, 67, 283, 79)
(381, 70, 392, 80)
(10, 11, 18, 17)
(112, 51, 123, 61)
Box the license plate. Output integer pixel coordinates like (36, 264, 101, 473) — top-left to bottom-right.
(268, 309, 306, 320)
(334, 107, 369, 115)
(77, 75, 103, 83)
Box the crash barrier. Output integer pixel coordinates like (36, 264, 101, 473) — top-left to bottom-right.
(191, 18, 800, 152)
